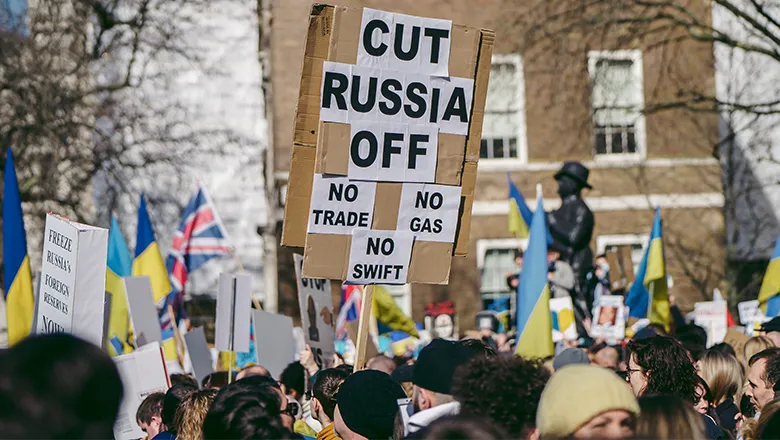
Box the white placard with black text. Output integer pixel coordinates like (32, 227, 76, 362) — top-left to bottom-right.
(347, 229, 414, 284)
(307, 174, 377, 235)
(396, 183, 461, 242)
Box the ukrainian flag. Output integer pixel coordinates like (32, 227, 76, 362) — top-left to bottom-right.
(508, 174, 533, 239)
(515, 194, 554, 359)
(759, 233, 780, 317)
(133, 195, 176, 359)
(3, 148, 34, 346)
(106, 215, 133, 355)
(626, 207, 670, 328)
(373, 285, 419, 338)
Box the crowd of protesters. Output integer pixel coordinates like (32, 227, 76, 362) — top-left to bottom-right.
(5, 318, 780, 440)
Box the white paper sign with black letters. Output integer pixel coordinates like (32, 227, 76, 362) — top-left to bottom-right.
(307, 174, 377, 235)
(348, 121, 438, 183)
(347, 229, 414, 284)
(396, 183, 461, 242)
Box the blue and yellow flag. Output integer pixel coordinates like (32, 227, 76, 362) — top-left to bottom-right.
(626, 207, 670, 328)
(107, 215, 133, 355)
(373, 285, 419, 338)
(508, 174, 534, 239)
(759, 234, 780, 317)
(133, 195, 176, 359)
(3, 148, 34, 346)
(515, 194, 554, 359)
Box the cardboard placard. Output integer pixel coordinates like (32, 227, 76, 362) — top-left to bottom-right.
(591, 296, 626, 340)
(36, 213, 108, 346)
(184, 327, 214, 387)
(252, 310, 296, 379)
(694, 301, 728, 347)
(215, 273, 252, 353)
(724, 328, 750, 364)
(112, 343, 170, 440)
(282, 4, 494, 284)
(550, 297, 578, 342)
(124, 277, 163, 347)
(294, 254, 336, 369)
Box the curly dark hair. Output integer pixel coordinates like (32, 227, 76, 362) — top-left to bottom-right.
(452, 355, 549, 438)
(627, 335, 699, 403)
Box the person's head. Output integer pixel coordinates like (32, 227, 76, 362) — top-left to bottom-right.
(334, 370, 406, 440)
(746, 336, 776, 362)
(553, 348, 591, 371)
(0, 334, 123, 438)
(514, 248, 524, 268)
(279, 361, 305, 401)
(626, 336, 699, 402)
(454, 355, 549, 438)
(675, 324, 708, 361)
(311, 367, 350, 425)
(762, 317, 780, 347)
(754, 398, 780, 439)
(594, 346, 619, 370)
(169, 373, 198, 388)
(203, 378, 295, 439)
(636, 394, 706, 440)
(136, 392, 165, 438)
(709, 342, 737, 358)
(694, 376, 714, 415)
(697, 349, 744, 405)
(366, 354, 396, 375)
(412, 339, 474, 412)
(458, 338, 497, 358)
(407, 415, 508, 439)
(202, 371, 230, 389)
(747, 348, 780, 411)
(162, 382, 198, 435)
(235, 364, 271, 381)
(536, 364, 639, 439)
(174, 388, 218, 440)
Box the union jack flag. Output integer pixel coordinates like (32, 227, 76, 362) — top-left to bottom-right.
(336, 284, 362, 340)
(162, 186, 232, 329)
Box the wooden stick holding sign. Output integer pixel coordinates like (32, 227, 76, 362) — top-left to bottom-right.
(353, 285, 374, 372)
(215, 273, 252, 383)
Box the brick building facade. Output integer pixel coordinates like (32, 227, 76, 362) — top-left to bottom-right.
(262, 0, 724, 330)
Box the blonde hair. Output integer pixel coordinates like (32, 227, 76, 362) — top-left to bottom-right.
(698, 350, 744, 404)
(745, 336, 775, 363)
(174, 388, 218, 440)
(637, 395, 706, 440)
(742, 398, 780, 440)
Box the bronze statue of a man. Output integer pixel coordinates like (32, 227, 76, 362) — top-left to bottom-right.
(548, 161, 595, 322)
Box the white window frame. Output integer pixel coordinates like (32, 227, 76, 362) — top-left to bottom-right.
(381, 284, 412, 317)
(587, 50, 646, 163)
(479, 54, 528, 165)
(477, 238, 529, 302)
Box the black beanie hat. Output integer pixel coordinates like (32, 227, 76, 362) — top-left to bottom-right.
(412, 338, 474, 394)
(336, 370, 405, 439)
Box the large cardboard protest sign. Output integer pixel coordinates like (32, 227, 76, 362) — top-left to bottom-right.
(215, 273, 253, 353)
(36, 213, 108, 346)
(293, 254, 335, 368)
(281, 4, 494, 285)
(695, 301, 728, 347)
(113, 343, 170, 440)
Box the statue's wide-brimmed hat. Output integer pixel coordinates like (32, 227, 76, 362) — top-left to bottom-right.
(554, 161, 593, 189)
